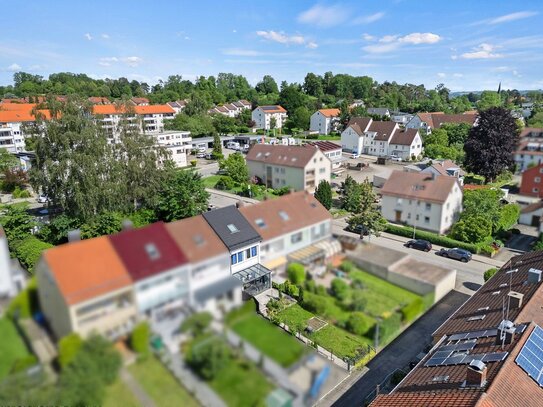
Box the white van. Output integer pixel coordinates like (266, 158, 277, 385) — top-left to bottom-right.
(226, 141, 241, 150)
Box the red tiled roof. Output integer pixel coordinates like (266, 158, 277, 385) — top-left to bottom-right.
(256, 105, 287, 114)
(109, 222, 188, 282)
(381, 171, 460, 204)
(43, 236, 132, 306)
(92, 104, 174, 115)
(345, 117, 372, 136)
(317, 108, 340, 118)
(306, 140, 341, 152)
(245, 144, 320, 169)
(390, 128, 419, 146)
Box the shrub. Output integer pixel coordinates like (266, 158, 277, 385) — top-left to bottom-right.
(58, 333, 83, 369)
(331, 278, 350, 302)
(10, 355, 38, 373)
(302, 293, 327, 315)
(214, 176, 235, 190)
(181, 312, 213, 337)
(511, 228, 521, 235)
(346, 312, 375, 336)
(190, 160, 197, 167)
(400, 298, 424, 323)
(281, 280, 299, 297)
(484, 268, 498, 282)
(385, 224, 479, 253)
(130, 322, 150, 356)
(306, 134, 319, 139)
(287, 263, 306, 285)
(185, 337, 231, 380)
(6, 277, 38, 319)
(375, 312, 402, 344)
(339, 261, 355, 274)
(11, 236, 53, 273)
(272, 186, 291, 196)
(305, 279, 317, 293)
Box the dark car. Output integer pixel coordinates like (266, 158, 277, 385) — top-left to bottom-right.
(436, 247, 472, 262)
(347, 224, 369, 236)
(405, 239, 432, 252)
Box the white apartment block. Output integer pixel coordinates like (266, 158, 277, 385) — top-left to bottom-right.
(310, 108, 340, 135)
(252, 105, 288, 130)
(156, 131, 192, 168)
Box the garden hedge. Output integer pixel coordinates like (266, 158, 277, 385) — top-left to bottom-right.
(400, 298, 424, 323)
(346, 312, 375, 336)
(385, 224, 479, 253)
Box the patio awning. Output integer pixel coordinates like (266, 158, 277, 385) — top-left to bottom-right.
(313, 239, 342, 259)
(264, 256, 287, 270)
(233, 263, 272, 284)
(287, 245, 325, 265)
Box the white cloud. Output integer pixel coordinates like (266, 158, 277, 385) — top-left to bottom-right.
(184, 36, 190, 40)
(99, 57, 118, 66)
(362, 33, 374, 41)
(121, 56, 142, 67)
(297, 4, 348, 27)
(232, 29, 237, 33)
(98, 56, 142, 67)
(437, 72, 446, 78)
(223, 48, 264, 57)
(352, 12, 385, 25)
(306, 41, 318, 49)
(489, 11, 538, 24)
(101, 33, 110, 39)
(84, 33, 93, 41)
(460, 43, 503, 59)
(363, 32, 442, 53)
(256, 30, 305, 45)
(7, 63, 21, 71)
(453, 73, 464, 78)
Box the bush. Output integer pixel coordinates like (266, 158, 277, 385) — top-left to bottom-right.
(214, 176, 235, 190)
(58, 333, 83, 369)
(272, 186, 291, 196)
(511, 228, 521, 235)
(130, 322, 150, 356)
(11, 236, 53, 273)
(10, 355, 38, 373)
(185, 337, 231, 380)
(330, 278, 350, 302)
(6, 277, 38, 319)
(11, 187, 31, 199)
(302, 293, 327, 315)
(287, 263, 306, 285)
(484, 268, 498, 282)
(346, 312, 375, 336)
(385, 224, 479, 253)
(306, 134, 319, 139)
(534, 234, 543, 251)
(339, 261, 355, 274)
(190, 159, 197, 167)
(400, 298, 424, 323)
(181, 312, 213, 337)
(376, 312, 402, 344)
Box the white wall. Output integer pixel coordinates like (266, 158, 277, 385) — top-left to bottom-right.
(0, 233, 15, 297)
(247, 160, 305, 191)
(310, 112, 336, 135)
(515, 152, 543, 172)
(341, 127, 363, 154)
(230, 243, 261, 274)
(251, 108, 287, 130)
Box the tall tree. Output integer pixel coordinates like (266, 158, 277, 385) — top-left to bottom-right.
(346, 178, 387, 237)
(341, 175, 362, 213)
(314, 180, 332, 210)
(255, 75, 279, 95)
(212, 134, 223, 160)
(464, 107, 519, 182)
(219, 152, 248, 184)
(0, 148, 17, 172)
(477, 91, 502, 111)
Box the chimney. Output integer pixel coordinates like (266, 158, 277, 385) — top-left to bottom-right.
(466, 360, 487, 387)
(496, 320, 516, 346)
(236, 200, 245, 208)
(508, 291, 524, 309)
(122, 219, 134, 231)
(528, 268, 542, 284)
(68, 229, 81, 243)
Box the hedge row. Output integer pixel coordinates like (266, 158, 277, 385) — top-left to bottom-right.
(385, 224, 479, 254)
(400, 298, 424, 323)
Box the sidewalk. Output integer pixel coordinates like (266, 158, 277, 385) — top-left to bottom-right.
(205, 188, 259, 205)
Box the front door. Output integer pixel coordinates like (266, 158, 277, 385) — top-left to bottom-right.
(266, 166, 273, 188)
(395, 210, 402, 222)
(532, 215, 540, 227)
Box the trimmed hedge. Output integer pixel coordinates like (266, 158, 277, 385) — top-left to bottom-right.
(346, 312, 375, 336)
(385, 224, 479, 253)
(400, 298, 424, 323)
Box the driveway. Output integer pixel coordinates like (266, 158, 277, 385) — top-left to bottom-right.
(320, 290, 470, 407)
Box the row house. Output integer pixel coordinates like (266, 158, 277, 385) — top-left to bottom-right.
(341, 117, 422, 159)
(406, 112, 477, 134)
(246, 144, 331, 192)
(252, 105, 288, 130)
(515, 128, 543, 172)
(167, 99, 189, 114)
(129, 97, 150, 106)
(36, 192, 335, 340)
(0, 104, 51, 152)
(309, 108, 340, 135)
(208, 99, 252, 117)
(88, 97, 111, 105)
(380, 171, 463, 234)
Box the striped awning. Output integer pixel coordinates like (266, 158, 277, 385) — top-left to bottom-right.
(287, 245, 325, 265)
(313, 239, 342, 258)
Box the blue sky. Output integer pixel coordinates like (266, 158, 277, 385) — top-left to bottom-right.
(1, 0, 542, 91)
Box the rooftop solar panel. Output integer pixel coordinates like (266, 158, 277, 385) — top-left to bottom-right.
(516, 325, 543, 387)
(482, 352, 509, 363)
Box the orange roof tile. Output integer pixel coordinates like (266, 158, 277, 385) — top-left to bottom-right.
(44, 237, 132, 306)
(318, 108, 341, 117)
(0, 103, 40, 111)
(0, 109, 51, 123)
(92, 104, 174, 115)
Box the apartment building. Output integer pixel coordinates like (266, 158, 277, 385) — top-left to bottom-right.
(240, 191, 334, 274)
(515, 128, 543, 172)
(406, 112, 477, 134)
(246, 144, 331, 192)
(109, 223, 190, 318)
(0, 103, 51, 152)
(252, 105, 288, 130)
(371, 250, 543, 407)
(36, 236, 138, 340)
(380, 171, 463, 234)
(306, 141, 343, 170)
(309, 108, 340, 135)
(156, 131, 192, 168)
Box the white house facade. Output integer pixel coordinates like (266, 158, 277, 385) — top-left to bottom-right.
(252, 105, 288, 130)
(310, 108, 340, 135)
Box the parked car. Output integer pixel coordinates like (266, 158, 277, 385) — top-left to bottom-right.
(390, 154, 402, 162)
(351, 153, 360, 159)
(436, 247, 472, 262)
(37, 195, 48, 203)
(347, 224, 369, 237)
(405, 239, 432, 252)
(196, 152, 206, 158)
(204, 153, 213, 160)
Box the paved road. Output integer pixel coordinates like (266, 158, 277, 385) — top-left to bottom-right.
(321, 290, 470, 407)
(332, 218, 510, 294)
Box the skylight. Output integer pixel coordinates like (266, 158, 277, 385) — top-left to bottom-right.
(145, 243, 160, 261)
(278, 210, 289, 221)
(467, 315, 486, 322)
(255, 218, 266, 228)
(193, 235, 205, 246)
(227, 224, 239, 233)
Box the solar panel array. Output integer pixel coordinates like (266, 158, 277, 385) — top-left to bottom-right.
(515, 325, 543, 387)
(448, 329, 498, 341)
(425, 351, 508, 367)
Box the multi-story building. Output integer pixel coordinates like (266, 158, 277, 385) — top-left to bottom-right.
(109, 223, 190, 319)
(310, 108, 340, 135)
(203, 206, 270, 298)
(306, 141, 343, 170)
(520, 162, 543, 198)
(167, 99, 189, 114)
(36, 236, 138, 340)
(156, 131, 192, 168)
(0, 227, 28, 298)
(0, 104, 51, 152)
(371, 250, 543, 407)
(240, 191, 334, 274)
(380, 171, 463, 234)
(515, 128, 543, 172)
(252, 105, 288, 130)
(246, 144, 331, 192)
(341, 117, 422, 159)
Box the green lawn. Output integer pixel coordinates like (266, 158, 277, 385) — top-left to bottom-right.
(349, 270, 421, 317)
(210, 357, 273, 407)
(103, 379, 141, 407)
(231, 313, 306, 367)
(128, 356, 200, 407)
(276, 304, 371, 359)
(0, 318, 31, 380)
(202, 175, 222, 188)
